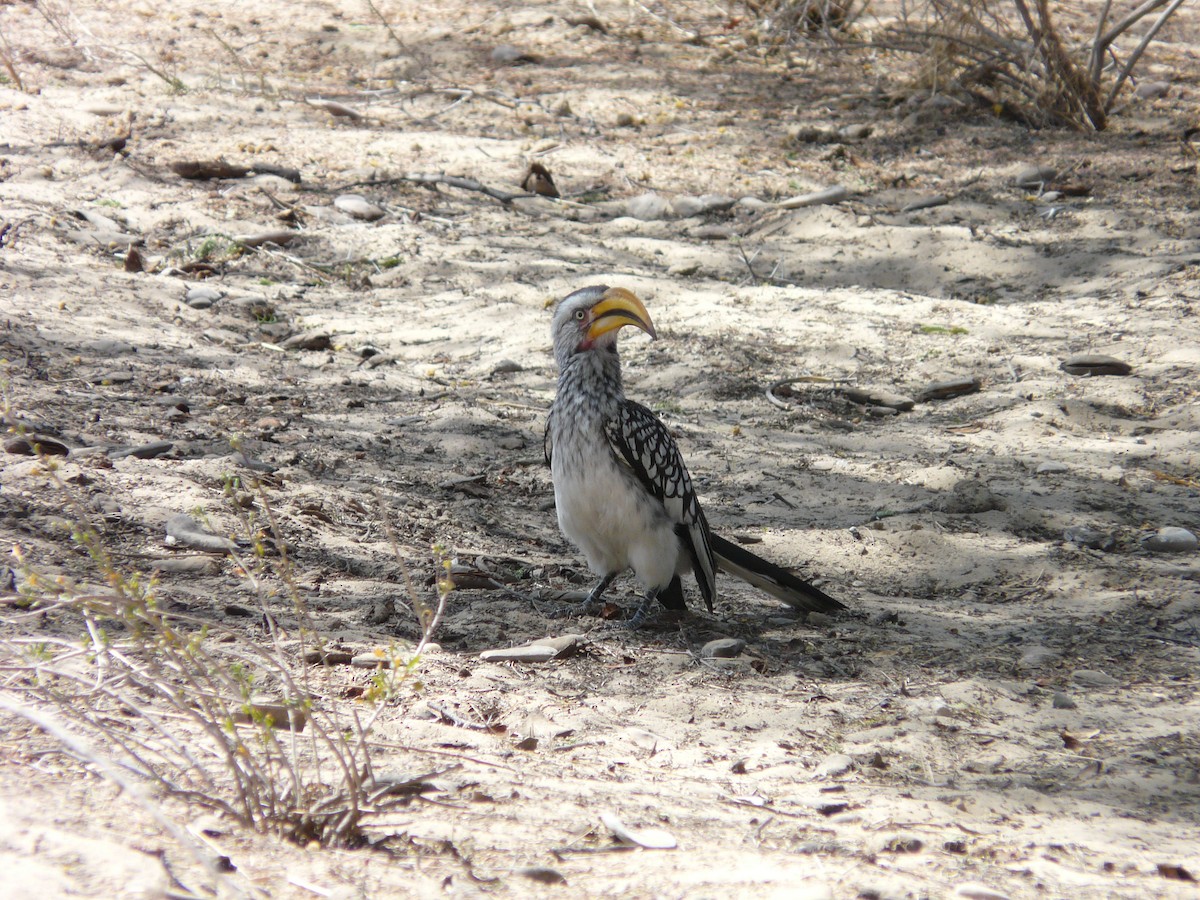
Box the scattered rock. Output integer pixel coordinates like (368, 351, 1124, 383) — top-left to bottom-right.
(307, 98, 363, 120)
(1014, 165, 1056, 189)
(1018, 646, 1059, 668)
(778, 185, 850, 209)
(491, 359, 523, 376)
(185, 285, 223, 309)
(840, 386, 915, 412)
(164, 514, 236, 552)
(563, 13, 606, 32)
(1072, 669, 1119, 688)
(627, 192, 671, 220)
(334, 194, 385, 221)
(599, 811, 677, 850)
(955, 883, 1011, 900)
(1052, 691, 1077, 709)
(1142, 527, 1198, 554)
(1135, 81, 1170, 100)
(936, 479, 1004, 514)
(109, 440, 175, 460)
(814, 753, 854, 778)
(236, 229, 299, 247)
(901, 194, 949, 213)
(517, 867, 567, 885)
(670, 195, 706, 217)
(689, 225, 734, 240)
(735, 196, 771, 214)
(700, 638, 746, 659)
(480, 645, 558, 663)
(916, 376, 981, 402)
(281, 330, 333, 351)
(1063, 525, 1115, 551)
(696, 193, 737, 212)
(1060, 354, 1132, 376)
(480, 634, 582, 663)
(838, 123, 873, 141)
(151, 557, 221, 575)
(491, 44, 539, 65)
(1036, 461, 1069, 475)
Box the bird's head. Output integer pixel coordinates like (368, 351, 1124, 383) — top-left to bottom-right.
(551, 285, 657, 362)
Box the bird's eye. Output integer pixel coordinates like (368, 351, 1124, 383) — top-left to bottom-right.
(574, 309, 586, 321)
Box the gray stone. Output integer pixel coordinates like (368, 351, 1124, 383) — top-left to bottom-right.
(1072, 669, 1119, 688)
(1014, 165, 1056, 188)
(1037, 461, 1070, 475)
(627, 192, 671, 220)
(696, 193, 737, 212)
(1063, 525, 1115, 551)
(334, 194, 385, 221)
(185, 285, 223, 309)
(1052, 691, 1077, 709)
(670, 195, 705, 217)
(735, 196, 770, 214)
(814, 753, 854, 778)
(700, 638, 746, 659)
(1143, 526, 1198, 554)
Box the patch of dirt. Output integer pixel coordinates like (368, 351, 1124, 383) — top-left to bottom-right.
(2, 1, 1200, 897)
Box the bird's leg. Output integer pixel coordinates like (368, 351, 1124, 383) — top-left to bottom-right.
(626, 588, 660, 629)
(551, 572, 617, 618)
(578, 572, 617, 616)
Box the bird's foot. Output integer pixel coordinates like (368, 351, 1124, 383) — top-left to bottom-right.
(548, 597, 603, 619)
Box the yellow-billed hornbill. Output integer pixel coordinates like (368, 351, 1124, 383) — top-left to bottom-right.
(544, 285, 844, 626)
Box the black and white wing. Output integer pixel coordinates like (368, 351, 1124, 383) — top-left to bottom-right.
(605, 399, 716, 610)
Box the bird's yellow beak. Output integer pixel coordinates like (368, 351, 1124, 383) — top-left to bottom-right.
(587, 287, 657, 342)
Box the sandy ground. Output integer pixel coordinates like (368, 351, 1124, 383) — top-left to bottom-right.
(2, 1, 1200, 897)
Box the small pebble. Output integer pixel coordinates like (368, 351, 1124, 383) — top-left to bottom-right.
(916, 376, 981, 402)
(109, 440, 175, 460)
(626, 192, 671, 220)
(1072, 669, 1119, 688)
(1052, 691, 1077, 709)
(696, 193, 737, 212)
(491, 44, 538, 65)
(1142, 527, 1198, 554)
(1063, 525, 1114, 551)
(937, 479, 1003, 514)
(1019, 645, 1058, 667)
(670, 195, 705, 217)
(955, 883, 1011, 900)
(491, 359, 523, 375)
(236, 230, 297, 248)
(334, 194, 385, 221)
(778, 185, 850, 209)
(480, 646, 558, 663)
(1014, 165, 1056, 188)
(185, 285, 223, 309)
(280, 331, 333, 351)
(1036, 461, 1069, 475)
(700, 638, 746, 659)
(814, 753, 854, 778)
(690, 225, 733, 240)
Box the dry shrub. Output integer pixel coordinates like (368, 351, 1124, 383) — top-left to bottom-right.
(745, 0, 869, 43)
(0, 455, 439, 859)
(740, 0, 1186, 130)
